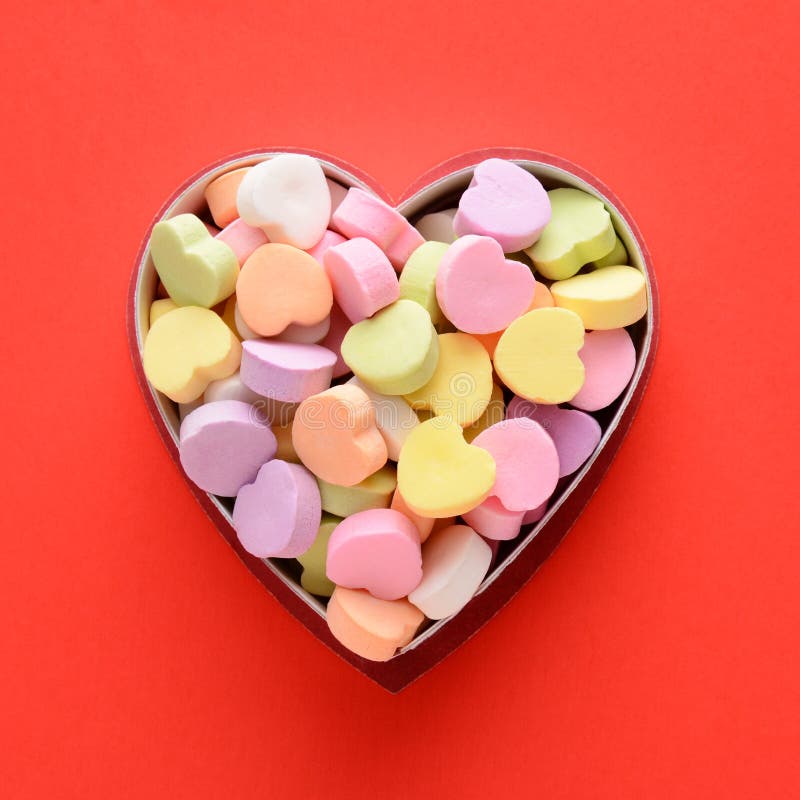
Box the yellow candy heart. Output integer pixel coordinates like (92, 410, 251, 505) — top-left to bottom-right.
(150, 213, 239, 308)
(143, 306, 241, 403)
(149, 297, 178, 326)
(524, 188, 615, 280)
(397, 416, 496, 517)
(404, 332, 493, 426)
(494, 308, 585, 404)
(592, 235, 628, 269)
(297, 513, 340, 597)
(550, 265, 647, 330)
(463, 383, 505, 443)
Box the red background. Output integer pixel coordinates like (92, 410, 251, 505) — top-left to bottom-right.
(2, 2, 798, 797)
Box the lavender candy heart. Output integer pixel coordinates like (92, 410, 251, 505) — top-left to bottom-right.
(179, 400, 277, 497)
(506, 396, 601, 478)
(240, 339, 337, 403)
(453, 158, 551, 253)
(233, 460, 322, 558)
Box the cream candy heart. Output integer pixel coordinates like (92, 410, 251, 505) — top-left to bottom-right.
(236, 154, 331, 249)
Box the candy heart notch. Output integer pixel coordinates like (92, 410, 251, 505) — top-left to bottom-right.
(129, 148, 658, 692)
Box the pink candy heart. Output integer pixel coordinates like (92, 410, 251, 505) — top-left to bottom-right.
(435, 234, 536, 334)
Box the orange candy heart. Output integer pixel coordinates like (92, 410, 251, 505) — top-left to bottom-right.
(292, 384, 388, 487)
(236, 243, 333, 337)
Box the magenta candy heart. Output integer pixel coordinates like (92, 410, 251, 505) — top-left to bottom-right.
(179, 400, 277, 497)
(453, 158, 551, 252)
(435, 234, 536, 334)
(507, 396, 602, 478)
(233, 459, 322, 558)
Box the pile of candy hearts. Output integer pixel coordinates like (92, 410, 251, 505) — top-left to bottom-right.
(142, 154, 647, 661)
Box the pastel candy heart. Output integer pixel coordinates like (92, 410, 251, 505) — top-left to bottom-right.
(150, 213, 239, 308)
(292, 384, 388, 486)
(522, 500, 549, 525)
(306, 229, 347, 263)
(462, 496, 524, 541)
(472, 418, 559, 512)
(404, 332, 493, 426)
(347, 377, 419, 461)
(570, 328, 636, 411)
(233, 459, 321, 558)
(326, 508, 422, 600)
(326, 587, 424, 662)
(236, 154, 330, 249)
(341, 299, 439, 395)
(507, 396, 601, 478)
(219, 296, 240, 338)
(471, 280, 554, 358)
(435, 235, 536, 334)
(143, 306, 241, 403)
(318, 302, 352, 379)
(215, 218, 268, 265)
(318, 464, 397, 517)
(204, 370, 264, 405)
(408, 524, 492, 619)
(234, 302, 259, 340)
(494, 308, 585, 404)
(275, 316, 331, 345)
(550, 265, 647, 330)
(204, 167, 249, 228)
(332, 188, 425, 270)
(323, 237, 400, 323)
(236, 243, 332, 337)
(398, 241, 449, 325)
(179, 400, 277, 497)
(240, 339, 336, 403)
(593, 234, 628, 268)
(462, 383, 506, 443)
(149, 297, 177, 326)
(453, 158, 551, 252)
(525, 188, 616, 280)
(397, 416, 496, 518)
(390, 489, 435, 543)
(326, 179, 348, 228)
(415, 208, 457, 244)
(297, 513, 340, 597)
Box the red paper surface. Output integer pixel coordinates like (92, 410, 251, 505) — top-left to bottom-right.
(2, 2, 798, 798)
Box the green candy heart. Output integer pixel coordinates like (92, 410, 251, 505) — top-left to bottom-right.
(150, 213, 239, 308)
(341, 299, 439, 395)
(297, 514, 340, 597)
(525, 189, 616, 280)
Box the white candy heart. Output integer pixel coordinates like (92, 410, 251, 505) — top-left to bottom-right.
(236, 154, 331, 249)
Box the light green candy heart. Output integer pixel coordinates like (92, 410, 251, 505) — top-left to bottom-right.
(398, 241, 449, 325)
(341, 299, 439, 395)
(150, 213, 239, 308)
(524, 189, 616, 280)
(592, 234, 628, 269)
(317, 464, 397, 517)
(297, 513, 340, 597)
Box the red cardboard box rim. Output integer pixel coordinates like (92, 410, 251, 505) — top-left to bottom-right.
(127, 147, 659, 693)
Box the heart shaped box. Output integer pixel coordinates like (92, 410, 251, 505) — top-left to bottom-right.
(127, 148, 659, 692)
